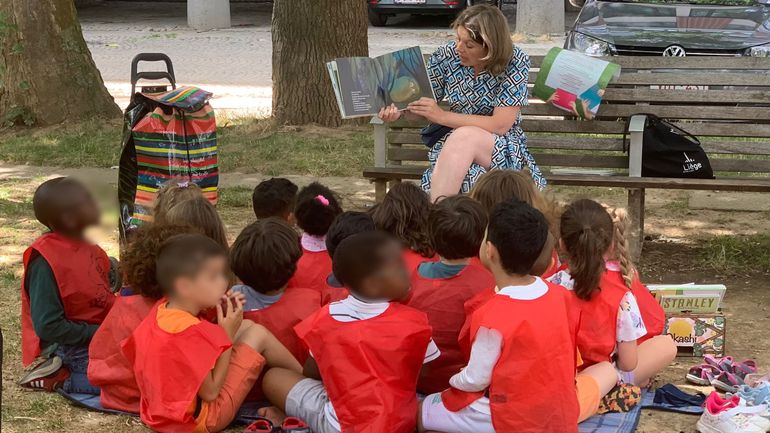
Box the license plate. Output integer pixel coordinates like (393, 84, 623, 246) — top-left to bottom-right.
(394, 0, 427, 4)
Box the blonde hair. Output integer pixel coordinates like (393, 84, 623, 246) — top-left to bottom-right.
(164, 197, 229, 250)
(452, 5, 513, 76)
(605, 206, 636, 288)
(470, 170, 561, 236)
(153, 180, 203, 225)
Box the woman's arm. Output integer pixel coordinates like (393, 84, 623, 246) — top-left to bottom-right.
(408, 98, 520, 136)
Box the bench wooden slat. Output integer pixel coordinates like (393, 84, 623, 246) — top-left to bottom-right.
(461, 56, 770, 71)
(592, 88, 770, 105)
(363, 166, 770, 192)
(523, 103, 770, 121)
(526, 71, 770, 87)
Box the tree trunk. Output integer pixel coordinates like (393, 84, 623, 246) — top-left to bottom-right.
(0, 0, 120, 127)
(271, 0, 368, 127)
(515, 0, 564, 36)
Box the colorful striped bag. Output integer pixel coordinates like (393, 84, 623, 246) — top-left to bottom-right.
(118, 86, 218, 244)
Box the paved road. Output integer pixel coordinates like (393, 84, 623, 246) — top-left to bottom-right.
(80, 1, 573, 114)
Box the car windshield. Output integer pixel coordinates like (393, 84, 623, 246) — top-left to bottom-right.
(605, 0, 760, 4)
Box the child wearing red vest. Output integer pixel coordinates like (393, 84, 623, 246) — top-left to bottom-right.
(230, 218, 323, 399)
(320, 211, 378, 303)
(88, 223, 197, 413)
(122, 234, 301, 433)
(262, 231, 438, 433)
(406, 195, 495, 394)
(371, 182, 436, 275)
(420, 199, 581, 433)
(553, 199, 674, 387)
(287, 182, 342, 297)
(19, 177, 116, 393)
(470, 169, 563, 278)
(251, 177, 298, 222)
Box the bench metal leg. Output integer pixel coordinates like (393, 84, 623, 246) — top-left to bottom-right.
(374, 179, 387, 202)
(627, 188, 645, 262)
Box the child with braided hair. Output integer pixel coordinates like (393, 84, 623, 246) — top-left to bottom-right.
(549, 199, 674, 387)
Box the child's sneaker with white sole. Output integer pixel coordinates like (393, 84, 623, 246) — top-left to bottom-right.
(697, 392, 769, 433)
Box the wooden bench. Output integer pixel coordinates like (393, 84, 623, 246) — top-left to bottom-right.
(364, 56, 770, 258)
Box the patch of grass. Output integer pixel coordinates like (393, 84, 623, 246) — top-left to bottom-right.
(661, 195, 689, 214)
(0, 119, 373, 178)
(217, 186, 253, 208)
(700, 233, 770, 274)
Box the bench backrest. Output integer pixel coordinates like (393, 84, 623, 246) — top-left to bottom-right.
(381, 55, 770, 177)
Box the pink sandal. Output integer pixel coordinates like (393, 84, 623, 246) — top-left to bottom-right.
(712, 370, 746, 393)
(687, 364, 721, 386)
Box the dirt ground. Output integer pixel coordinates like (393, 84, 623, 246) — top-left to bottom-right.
(1, 166, 769, 433)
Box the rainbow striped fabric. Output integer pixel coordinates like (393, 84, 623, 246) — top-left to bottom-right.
(128, 86, 218, 226)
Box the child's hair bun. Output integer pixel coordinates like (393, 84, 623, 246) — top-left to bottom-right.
(295, 182, 342, 236)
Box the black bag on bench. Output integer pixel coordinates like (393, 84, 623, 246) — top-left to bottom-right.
(624, 113, 714, 179)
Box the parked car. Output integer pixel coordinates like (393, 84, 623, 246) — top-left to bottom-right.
(367, 0, 502, 26)
(565, 0, 770, 56)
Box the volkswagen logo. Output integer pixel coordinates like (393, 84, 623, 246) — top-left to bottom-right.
(663, 45, 687, 57)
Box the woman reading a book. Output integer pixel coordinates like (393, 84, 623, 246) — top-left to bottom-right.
(378, 5, 544, 201)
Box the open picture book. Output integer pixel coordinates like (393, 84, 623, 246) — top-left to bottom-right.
(327, 46, 435, 119)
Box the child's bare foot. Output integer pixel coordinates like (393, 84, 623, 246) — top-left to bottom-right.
(257, 406, 286, 426)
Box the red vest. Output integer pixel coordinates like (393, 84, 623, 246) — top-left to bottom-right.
(406, 260, 495, 394)
(21, 233, 115, 365)
(576, 268, 667, 368)
(122, 304, 231, 433)
(295, 303, 432, 433)
(288, 248, 332, 295)
(88, 295, 157, 413)
(320, 275, 349, 305)
(243, 287, 322, 401)
(402, 249, 437, 276)
(443, 282, 580, 433)
(541, 248, 561, 279)
(458, 287, 496, 360)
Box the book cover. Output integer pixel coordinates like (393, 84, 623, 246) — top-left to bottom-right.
(660, 294, 721, 314)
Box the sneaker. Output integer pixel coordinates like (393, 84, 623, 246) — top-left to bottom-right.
(697, 393, 768, 433)
(18, 356, 68, 391)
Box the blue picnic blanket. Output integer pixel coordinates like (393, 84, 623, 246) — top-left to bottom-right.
(578, 390, 646, 433)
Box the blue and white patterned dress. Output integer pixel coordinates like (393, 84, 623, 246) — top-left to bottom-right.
(421, 41, 546, 194)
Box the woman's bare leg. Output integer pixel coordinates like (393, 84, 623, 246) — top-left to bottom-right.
(631, 335, 678, 387)
(430, 126, 495, 202)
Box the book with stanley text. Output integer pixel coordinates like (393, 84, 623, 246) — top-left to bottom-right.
(327, 46, 435, 119)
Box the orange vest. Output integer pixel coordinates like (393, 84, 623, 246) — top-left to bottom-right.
(577, 269, 666, 367)
(288, 248, 332, 295)
(295, 303, 432, 433)
(122, 305, 231, 433)
(21, 233, 115, 365)
(406, 259, 495, 394)
(243, 287, 322, 401)
(88, 295, 157, 413)
(443, 282, 580, 433)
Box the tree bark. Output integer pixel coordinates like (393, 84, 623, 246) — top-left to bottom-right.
(271, 0, 368, 127)
(515, 0, 564, 36)
(0, 0, 120, 127)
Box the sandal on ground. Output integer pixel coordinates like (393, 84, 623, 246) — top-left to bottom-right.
(688, 364, 721, 386)
(281, 417, 311, 433)
(713, 371, 746, 394)
(733, 360, 759, 379)
(732, 383, 770, 407)
(705, 355, 735, 373)
(244, 418, 278, 433)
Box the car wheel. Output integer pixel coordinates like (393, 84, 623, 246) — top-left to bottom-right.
(368, 9, 388, 27)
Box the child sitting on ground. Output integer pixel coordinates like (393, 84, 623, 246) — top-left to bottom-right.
(88, 223, 198, 413)
(287, 182, 342, 293)
(420, 199, 582, 433)
(251, 177, 298, 223)
(470, 169, 562, 278)
(152, 180, 203, 225)
(370, 182, 436, 275)
(164, 196, 230, 250)
(123, 234, 301, 433)
(262, 231, 439, 433)
(406, 195, 495, 395)
(19, 177, 116, 393)
(230, 218, 322, 372)
(320, 211, 377, 303)
(553, 199, 674, 386)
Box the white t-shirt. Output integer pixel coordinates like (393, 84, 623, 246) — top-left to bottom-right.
(451, 278, 550, 414)
(317, 295, 440, 430)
